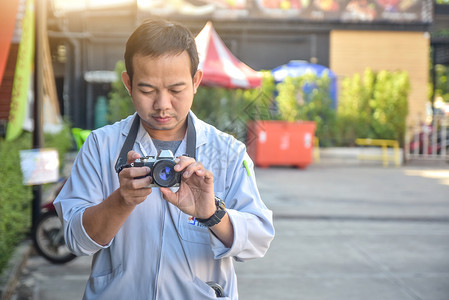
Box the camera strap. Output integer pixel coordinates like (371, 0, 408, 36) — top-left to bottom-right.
(185, 114, 197, 159)
(114, 113, 197, 173)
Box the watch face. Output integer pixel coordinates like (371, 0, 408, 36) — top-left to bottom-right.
(215, 197, 226, 210)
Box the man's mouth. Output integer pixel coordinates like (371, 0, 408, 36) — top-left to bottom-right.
(153, 115, 172, 123)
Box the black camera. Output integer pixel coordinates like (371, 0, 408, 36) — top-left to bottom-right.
(131, 150, 181, 188)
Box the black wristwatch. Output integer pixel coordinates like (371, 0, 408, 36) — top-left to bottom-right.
(196, 196, 226, 227)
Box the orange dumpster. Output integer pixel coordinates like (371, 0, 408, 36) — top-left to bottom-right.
(247, 120, 316, 169)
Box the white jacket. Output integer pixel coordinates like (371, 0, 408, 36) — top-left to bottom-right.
(54, 111, 274, 299)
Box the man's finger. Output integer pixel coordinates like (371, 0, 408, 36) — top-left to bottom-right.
(174, 155, 196, 172)
(203, 169, 214, 184)
(129, 166, 151, 178)
(120, 166, 151, 179)
(129, 175, 152, 189)
(127, 150, 141, 164)
(160, 187, 177, 206)
(182, 162, 205, 179)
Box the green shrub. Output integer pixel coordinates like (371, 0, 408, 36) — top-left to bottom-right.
(107, 62, 277, 141)
(107, 61, 134, 123)
(237, 71, 277, 122)
(371, 70, 409, 143)
(45, 122, 75, 164)
(0, 133, 32, 273)
(194, 70, 337, 145)
(193, 86, 249, 141)
(337, 69, 409, 146)
(434, 64, 449, 102)
(0, 124, 72, 274)
(276, 76, 300, 122)
(336, 69, 375, 145)
(192, 71, 276, 141)
(106, 59, 410, 148)
(275, 71, 337, 146)
(192, 86, 236, 126)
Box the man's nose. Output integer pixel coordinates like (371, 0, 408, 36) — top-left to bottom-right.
(153, 91, 172, 110)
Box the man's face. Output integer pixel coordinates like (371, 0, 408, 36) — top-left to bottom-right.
(122, 51, 202, 141)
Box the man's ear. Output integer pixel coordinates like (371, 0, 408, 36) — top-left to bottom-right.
(193, 70, 203, 94)
(121, 71, 132, 95)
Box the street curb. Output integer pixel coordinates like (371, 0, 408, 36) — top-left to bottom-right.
(317, 147, 404, 166)
(0, 240, 33, 300)
(274, 213, 449, 223)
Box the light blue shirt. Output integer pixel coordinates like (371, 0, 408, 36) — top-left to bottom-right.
(54, 111, 274, 299)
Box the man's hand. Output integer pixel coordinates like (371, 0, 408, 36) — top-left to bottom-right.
(83, 150, 153, 245)
(161, 156, 234, 247)
(117, 151, 153, 207)
(160, 156, 216, 219)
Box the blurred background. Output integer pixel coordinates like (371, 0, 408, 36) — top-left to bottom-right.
(1, 0, 449, 299)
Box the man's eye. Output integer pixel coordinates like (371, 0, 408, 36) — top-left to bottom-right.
(141, 90, 154, 94)
(171, 89, 182, 94)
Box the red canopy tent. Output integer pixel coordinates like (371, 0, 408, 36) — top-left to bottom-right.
(0, 0, 20, 85)
(195, 22, 262, 89)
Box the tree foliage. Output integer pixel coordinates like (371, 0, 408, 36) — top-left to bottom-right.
(337, 69, 410, 145)
(192, 71, 277, 141)
(434, 64, 449, 102)
(273, 71, 337, 146)
(107, 61, 134, 123)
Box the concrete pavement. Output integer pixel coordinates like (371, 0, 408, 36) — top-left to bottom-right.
(8, 161, 449, 300)
(235, 163, 449, 300)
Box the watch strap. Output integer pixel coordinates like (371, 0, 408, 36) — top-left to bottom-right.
(196, 197, 226, 227)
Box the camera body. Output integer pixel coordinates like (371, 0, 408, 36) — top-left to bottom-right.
(131, 150, 181, 188)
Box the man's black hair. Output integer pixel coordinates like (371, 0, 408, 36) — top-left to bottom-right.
(124, 18, 199, 84)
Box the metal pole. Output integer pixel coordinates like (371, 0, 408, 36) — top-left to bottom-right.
(431, 45, 437, 121)
(32, 0, 46, 232)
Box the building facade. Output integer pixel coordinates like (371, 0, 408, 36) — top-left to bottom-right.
(45, 1, 436, 130)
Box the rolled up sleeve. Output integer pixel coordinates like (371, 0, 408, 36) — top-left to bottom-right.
(209, 148, 275, 261)
(54, 131, 113, 256)
(210, 208, 273, 261)
(62, 206, 112, 256)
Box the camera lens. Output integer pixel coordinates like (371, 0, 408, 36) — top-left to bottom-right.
(152, 160, 179, 187)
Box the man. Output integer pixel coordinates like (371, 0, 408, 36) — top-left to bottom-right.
(54, 18, 274, 299)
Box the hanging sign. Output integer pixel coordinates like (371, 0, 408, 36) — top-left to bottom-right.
(19, 148, 59, 185)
